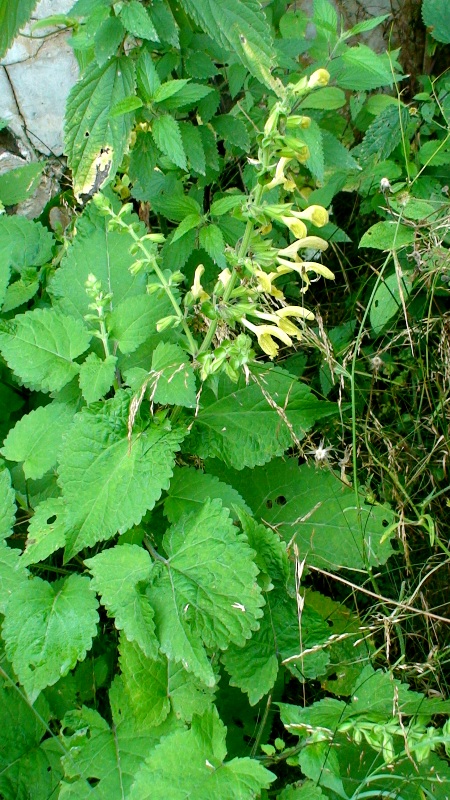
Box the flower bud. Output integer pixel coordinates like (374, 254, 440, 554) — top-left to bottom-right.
(308, 69, 330, 89)
(156, 315, 180, 332)
(286, 115, 311, 130)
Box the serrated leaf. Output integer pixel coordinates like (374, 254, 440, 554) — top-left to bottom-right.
(148, 0, 179, 47)
(2, 270, 40, 313)
(189, 368, 336, 469)
(369, 270, 413, 334)
(0, 0, 38, 58)
(58, 390, 185, 559)
(199, 224, 226, 267)
(136, 49, 161, 101)
(50, 202, 147, 321)
(330, 45, 398, 91)
(94, 16, 125, 66)
(0, 541, 29, 614)
(21, 497, 67, 566)
(147, 341, 197, 407)
(120, 0, 159, 41)
(0, 465, 16, 542)
(107, 291, 173, 354)
(78, 352, 117, 404)
(212, 458, 395, 570)
(212, 114, 250, 151)
(422, 0, 450, 43)
(152, 115, 187, 170)
(147, 499, 264, 686)
(210, 194, 245, 215)
(64, 56, 135, 199)
(0, 308, 91, 393)
(157, 83, 214, 111)
(278, 782, 325, 800)
(0, 215, 54, 273)
(181, 0, 276, 90)
(0, 162, 45, 206)
(179, 122, 206, 175)
(109, 94, 143, 117)
(185, 51, 218, 79)
(344, 14, 390, 38)
(119, 637, 215, 727)
(1, 402, 75, 480)
(153, 78, 190, 103)
(172, 212, 202, 243)
(2, 573, 99, 701)
(0, 672, 63, 800)
(161, 227, 197, 271)
(418, 137, 450, 166)
(164, 465, 251, 523)
(299, 86, 346, 110)
(299, 119, 324, 183)
(129, 130, 159, 191)
(359, 221, 415, 250)
(85, 544, 158, 658)
(60, 676, 178, 798)
(358, 104, 410, 165)
(151, 190, 201, 222)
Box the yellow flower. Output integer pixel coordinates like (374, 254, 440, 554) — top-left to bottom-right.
(241, 317, 292, 358)
(191, 265, 210, 302)
(277, 236, 329, 258)
(265, 157, 293, 191)
(280, 216, 308, 239)
(254, 269, 285, 299)
(291, 205, 329, 227)
(277, 317, 303, 339)
(217, 268, 232, 289)
(275, 305, 315, 321)
(277, 259, 335, 280)
(308, 69, 330, 89)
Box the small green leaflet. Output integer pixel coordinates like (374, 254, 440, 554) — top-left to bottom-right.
(2, 573, 99, 702)
(179, 122, 206, 175)
(120, 0, 159, 41)
(119, 637, 215, 727)
(136, 49, 161, 101)
(0, 308, 91, 393)
(199, 224, 226, 267)
(152, 115, 187, 170)
(94, 16, 125, 67)
(212, 114, 250, 151)
(359, 221, 415, 250)
(85, 544, 159, 658)
(64, 57, 136, 199)
(0, 0, 38, 58)
(147, 499, 264, 687)
(1, 402, 75, 480)
(58, 390, 185, 559)
(107, 292, 173, 355)
(164, 465, 251, 523)
(0, 162, 45, 206)
(21, 497, 67, 566)
(78, 353, 117, 404)
(0, 465, 16, 541)
(189, 368, 336, 469)
(128, 708, 275, 800)
(2, 269, 40, 313)
(148, 341, 197, 407)
(0, 215, 54, 273)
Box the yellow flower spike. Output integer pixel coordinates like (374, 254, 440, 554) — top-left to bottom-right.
(191, 264, 210, 302)
(241, 317, 293, 358)
(308, 69, 330, 89)
(291, 205, 329, 227)
(280, 216, 308, 239)
(278, 236, 329, 258)
(275, 305, 315, 321)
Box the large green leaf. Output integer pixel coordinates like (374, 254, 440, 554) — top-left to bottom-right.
(164, 465, 251, 523)
(107, 293, 173, 355)
(422, 0, 450, 43)
(0, 308, 91, 393)
(0, 465, 16, 542)
(1, 402, 75, 480)
(119, 637, 215, 727)
(0, 0, 38, 57)
(0, 541, 29, 614)
(128, 707, 275, 799)
(147, 499, 264, 687)
(189, 368, 336, 469)
(181, 0, 277, 90)
(0, 672, 63, 800)
(369, 270, 413, 334)
(58, 390, 185, 559)
(152, 114, 187, 170)
(0, 216, 54, 274)
(359, 221, 415, 251)
(85, 544, 159, 658)
(2, 573, 99, 702)
(50, 203, 147, 321)
(78, 353, 117, 404)
(330, 45, 400, 91)
(208, 458, 395, 570)
(64, 57, 135, 199)
(21, 497, 67, 566)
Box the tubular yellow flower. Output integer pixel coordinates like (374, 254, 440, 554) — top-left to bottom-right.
(277, 236, 329, 258)
(254, 269, 285, 299)
(276, 259, 335, 281)
(286, 115, 311, 130)
(275, 305, 315, 321)
(217, 268, 232, 288)
(265, 157, 293, 191)
(291, 205, 329, 227)
(241, 317, 292, 358)
(191, 265, 210, 302)
(277, 317, 303, 338)
(308, 69, 330, 89)
(280, 216, 308, 239)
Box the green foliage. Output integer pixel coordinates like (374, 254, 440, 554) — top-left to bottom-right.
(1, 1, 449, 798)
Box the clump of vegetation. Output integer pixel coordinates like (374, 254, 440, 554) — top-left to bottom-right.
(0, 0, 449, 797)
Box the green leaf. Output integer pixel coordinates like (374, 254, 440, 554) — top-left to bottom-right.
(0, 465, 16, 542)
(179, 122, 206, 175)
(212, 114, 250, 151)
(2, 269, 40, 313)
(299, 86, 346, 110)
(157, 83, 214, 110)
(50, 202, 147, 321)
(64, 56, 135, 199)
(0, 0, 38, 58)
(119, 637, 215, 727)
(189, 368, 336, 469)
(78, 352, 117, 404)
(147, 499, 264, 686)
(85, 544, 159, 658)
(109, 94, 143, 117)
(181, 0, 276, 90)
(21, 497, 67, 566)
(151, 190, 201, 222)
(0, 541, 29, 614)
(120, 0, 159, 40)
(359, 221, 415, 250)
(299, 119, 324, 183)
(147, 341, 197, 407)
(313, 0, 338, 39)
(0, 672, 63, 800)
(148, 0, 179, 47)
(136, 49, 161, 101)
(0, 162, 45, 206)
(58, 390, 185, 559)
(164, 465, 251, 523)
(199, 224, 226, 267)
(2, 573, 99, 702)
(370, 270, 413, 334)
(152, 115, 187, 170)
(344, 14, 390, 38)
(0, 215, 54, 273)
(418, 137, 450, 166)
(107, 291, 173, 354)
(60, 676, 178, 798)
(277, 783, 325, 800)
(212, 458, 395, 570)
(0, 308, 91, 393)
(153, 78, 190, 103)
(185, 51, 218, 79)
(358, 104, 410, 165)
(172, 212, 202, 242)
(129, 708, 275, 799)
(299, 742, 345, 797)
(94, 16, 125, 66)
(331, 45, 398, 91)
(210, 194, 246, 215)
(422, 0, 450, 43)
(1, 402, 75, 480)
